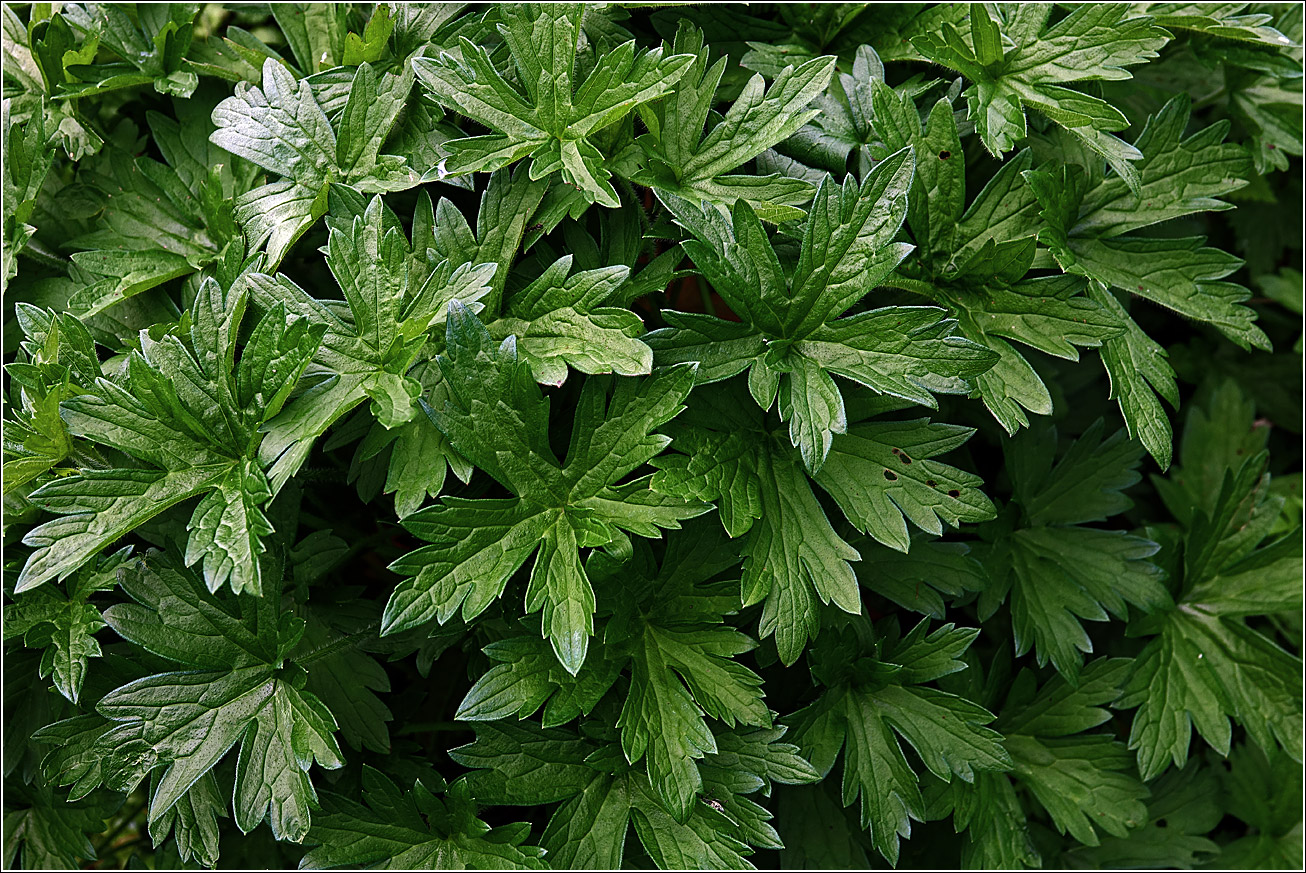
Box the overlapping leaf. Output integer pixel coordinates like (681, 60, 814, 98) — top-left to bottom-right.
(17, 279, 323, 596)
(211, 58, 418, 264)
(650, 148, 997, 472)
(412, 3, 694, 207)
(384, 305, 706, 674)
(913, 3, 1169, 189)
(787, 620, 1012, 864)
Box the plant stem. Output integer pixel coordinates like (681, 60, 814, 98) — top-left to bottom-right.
(879, 275, 938, 298)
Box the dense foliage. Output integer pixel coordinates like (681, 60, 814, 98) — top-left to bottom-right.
(3, 3, 1303, 869)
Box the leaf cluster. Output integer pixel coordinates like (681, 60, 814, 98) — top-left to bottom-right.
(2, 4, 1301, 871)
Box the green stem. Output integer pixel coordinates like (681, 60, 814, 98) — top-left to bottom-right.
(879, 275, 938, 299)
(295, 620, 382, 666)
(94, 795, 147, 854)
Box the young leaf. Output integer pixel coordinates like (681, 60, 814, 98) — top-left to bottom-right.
(211, 59, 417, 264)
(913, 4, 1169, 189)
(60, 3, 200, 98)
(628, 23, 835, 221)
(384, 304, 707, 674)
(413, 4, 694, 207)
(651, 149, 997, 472)
(249, 194, 494, 492)
(650, 384, 860, 665)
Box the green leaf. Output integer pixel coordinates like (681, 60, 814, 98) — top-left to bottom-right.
(251, 195, 494, 491)
(789, 621, 1011, 863)
(17, 280, 322, 595)
(629, 23, 834, 219)
(3, 547, 130, 703)
(384, 305, 706, 672)
(1215, 743, 1305, 870)
(61, 3, 199, 98)
(852, 537, 987, 619)
(985, 422, 1169, 678)
(3, 778, 121, 870)
(2, 99, 54, 292)
(654, 150, 996, 471)
(1145, 3, 1297, 46)
(413, 4, 693, 208)
(1029, 97, 1269, 355)
(1120, 564, 1304, 779)
(1120, 386, 1303, 779)
(456, 632, 620, 727)
(302, 768, 544, 869)
(65, 98, 255, 317)
(90, 553, 343, 841)
(493, 254, 651, 385)
(147, 770, 226, 869)
(651, 385, 862, 665)
(295, 611, 394, 754)
(1089, 283, 1179, 470)
(452, 719, 814, 868)
(815, 418, 996, 553)
(913, 4, 1169, 188)
(1065, 759, 1221, 868)
(211, 59, 417, 264)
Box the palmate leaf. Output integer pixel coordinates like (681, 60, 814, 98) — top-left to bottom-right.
(650, 148, 997, 472)
(60, 3, 200, 98)
(1119, 388, 1304, 780)
(65, 94, 257, 317)
(875, 80, 1125, 434)
(33, 553, 345, 845)
(627, 23, 835, 222)
(1213, 743, 1305, 869)
(652, 382, 994, 664)
(493, 252, 652, 386)
(456, 529, 768, 822)
(913, 3, 1169, 189)
(3, 304, 102, 495)
(2, 546, 130, 703)
(302, 768, 544, 870)
(788, 620, 1011, 864)
(16, 279, 323, 596)
(980, 421, 1170, 679)
(413, 3, 694, 208)
(1, 97, 53, 293)
(248, 193, 495, 492)
(996, 660, 1149, 847)
(210, 58, 417, 264)
(779, 45, 886, 181)
(451, 719, 817, 869)
(1064, 756, 1222, 868)
(1026, 95, 1266, 467)
(3, 776, 122, 870)
(383, 304, 707, 674)
(942, 658, 1147, 867)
